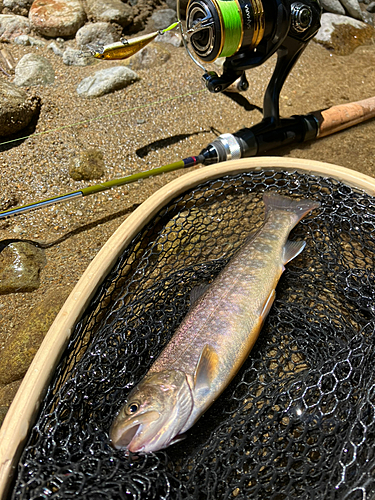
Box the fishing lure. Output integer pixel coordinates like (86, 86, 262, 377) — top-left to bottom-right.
(88, 22, 180, 60)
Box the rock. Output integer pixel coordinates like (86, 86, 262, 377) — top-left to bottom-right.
(126, 42, 171, 70)
(85, 0, 133, 28)
(340, 0, 364, 19)
(0, 286, 73, 385)
(0, 14, 30, 41)
(62, 47, 96, 65)
(165, 0, 176, 9)
(14, 53, 55, 86)
(2, 0, 33, 16)
(75, 21, 121, 48)
(155, 30, 182, 47)
(0, 406, 8, 427)
(29, 0, 86, 38)
(13, 33, 45, 45)
(314, 13, 375, 53)
(0, 242, 46, 294)
(367, 1, 375, 11)
(47, 40, 64, 56)
(150, 8, 177, 30)
(69, 148, 105, 180)
(320, 0, 346, 15)
(76, 65, 139, 98)
(0, 79, 40, 136)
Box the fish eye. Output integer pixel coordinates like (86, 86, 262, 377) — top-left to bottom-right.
(126, 402, 139, 415)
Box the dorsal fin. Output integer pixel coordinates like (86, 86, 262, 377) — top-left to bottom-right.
(194, 344, 219, 391)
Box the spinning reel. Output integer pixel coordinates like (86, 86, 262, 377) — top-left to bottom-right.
(179, 0, 322, 162)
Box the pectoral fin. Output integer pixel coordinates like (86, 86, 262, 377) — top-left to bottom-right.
(194, 344, 219, 391)
(190, 284, 210, 307)
(283, 240, 306, 265)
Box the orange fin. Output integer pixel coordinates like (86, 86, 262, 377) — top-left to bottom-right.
(261, 289, 276, 321)
(194, 344, 219, 391)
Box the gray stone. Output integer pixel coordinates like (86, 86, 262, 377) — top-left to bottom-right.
(155, 30, 182, 47)
(77, 66, 139, 98)
(2, 0, 33, 16)
(69, 148, 105, 180)
(340, 0, 364, 18)
(0, 14, 30, 41)
(14, 53, 55, 86)
(62, 47, 96, 66)
(0, 242, 46, 294)
(47, 40, 64, 56)
(0, 79, 39, 136)
(126, 42, 171, 70)
(29, 0, 86, 38)
(85, 0, 133, 28)
(165, 0, 176, 9)
(13, 33, 45, 46)
(320, 0, 346, 14)
(75, 21, 121, 48)
(367, 1, 375, 11)
(150, 8, 177, 30)
(314, 12, 368, 43)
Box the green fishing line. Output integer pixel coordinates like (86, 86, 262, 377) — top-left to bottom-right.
(217, 0, 242, 58)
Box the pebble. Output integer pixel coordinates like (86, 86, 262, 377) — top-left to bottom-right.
(29, 0, 86, 38)
(47, 40, 65, 56)
(320, 0, 346, 15)
(0, 242, 46, 295)
(0, 13, 30, 41)
(314, 12, 370, 43)
(69, 148, 105, 180)
(13, 33, 45, 46)
(0, 79, 40, 136)
(367, 1, 375, 11)
(0, 286, 72, 385)
(126, 42, 171, 70)
(155, 30, 182, 47)
(76, 65, 140, 98)
(2, 0, 33, 16)
(62, 47, 97, 66)
(150, 8, 177, 30)
(85, 0, 133, 28)
(14, 53, 55, 86)
(340, 0, 364, 19)
(75, 22, 121, 48)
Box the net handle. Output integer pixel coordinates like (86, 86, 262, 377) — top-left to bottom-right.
(1, 157, 375, 497)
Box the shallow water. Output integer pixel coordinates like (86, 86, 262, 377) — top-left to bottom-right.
(0, 36, 374, 406)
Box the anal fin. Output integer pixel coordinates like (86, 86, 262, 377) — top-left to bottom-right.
(261, 289, 276, 321)
(283, 240, 306, 265)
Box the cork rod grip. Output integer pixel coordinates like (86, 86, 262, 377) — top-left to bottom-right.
(311, 96, 375, 138)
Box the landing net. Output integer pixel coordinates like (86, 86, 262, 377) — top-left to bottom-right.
(11, 169, 375, 499)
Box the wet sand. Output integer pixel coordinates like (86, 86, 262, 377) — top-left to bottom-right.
(0, 37, 374, 404)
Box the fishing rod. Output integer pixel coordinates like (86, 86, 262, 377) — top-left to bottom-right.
(1, 96, 374, 220)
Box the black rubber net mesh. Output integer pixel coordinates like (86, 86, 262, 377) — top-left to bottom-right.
(11, 169, 375, 499)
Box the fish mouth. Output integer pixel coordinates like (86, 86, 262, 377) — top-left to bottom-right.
(111, 422, 141, 449)
(110, 410, 160, 451)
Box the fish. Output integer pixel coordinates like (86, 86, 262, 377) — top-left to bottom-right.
(110, 192, 320, 453)
(89, 22, 179, 60)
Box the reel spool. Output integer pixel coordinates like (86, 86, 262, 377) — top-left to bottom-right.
(186, 0, 265, 62)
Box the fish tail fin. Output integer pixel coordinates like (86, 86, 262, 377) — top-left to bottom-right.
(263, 192, 320, 226)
